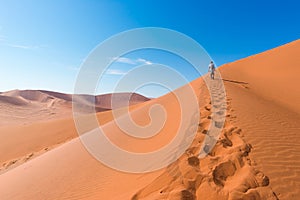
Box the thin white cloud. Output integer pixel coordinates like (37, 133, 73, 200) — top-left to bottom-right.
(7, 43, 40, 50)
(112, 57, 136, 65)
(111, 57, 153, 65)
(105, 69, 127, 75)
(136, 58, 152, 65)
(106, 57, 153, 76)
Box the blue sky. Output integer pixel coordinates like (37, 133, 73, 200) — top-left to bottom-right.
(0, 0, 299, 97)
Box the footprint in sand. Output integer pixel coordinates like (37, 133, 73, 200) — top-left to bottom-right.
(216, 110, 225, 116)
(213, 160, 237, 187)
(181, 190, 195, 200)
(204, 105, 210, 111)
(255, 171, 270, 187)
(214, 121, 224, 129)
(213, 104, 221, 109)
(187, 156, 200, 167)
(220, 134, 233, 148)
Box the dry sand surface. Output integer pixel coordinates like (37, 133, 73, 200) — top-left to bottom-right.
(0, 91, 149, 174)
(219, 39, 300, 199)
(0, 40, 299, 199)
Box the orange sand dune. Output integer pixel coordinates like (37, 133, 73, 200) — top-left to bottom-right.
(220, 39, 300, 113)
(219, 39, 300, 199)
(0, 91, 149, 174)
(0, 78, 203, 199)
(0, 78, 276, 199)
(0, 90, 150, 126)
(0, 110, 110, 173)
(0, 40, 299, 199)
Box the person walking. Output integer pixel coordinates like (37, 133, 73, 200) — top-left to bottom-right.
(208, 61, 215, 80)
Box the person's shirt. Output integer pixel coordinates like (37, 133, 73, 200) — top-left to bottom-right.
(209, 63, 215, 71)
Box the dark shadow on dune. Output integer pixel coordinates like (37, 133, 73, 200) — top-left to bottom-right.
(222, 79, 249, 85)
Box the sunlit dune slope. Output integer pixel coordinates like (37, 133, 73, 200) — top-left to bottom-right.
(219, 39, 300, 199)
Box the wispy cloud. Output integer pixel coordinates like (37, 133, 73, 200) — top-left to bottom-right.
(112, 57, 136, 65)
(105, 69, 127, 75)
(6, 43, 40, 50)
(111, 57, 153, 65)
(136, 58, 152, 65)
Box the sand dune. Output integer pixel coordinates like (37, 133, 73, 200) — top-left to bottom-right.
(220, 39, 300, 114)
(2, 90, 149, 107)
(0, 104, 148, 175)
(219, 39, 300, 199)
(132, 76, 277, 199)
(0, 91, 149, 174)
(0, 79, 203, 199)
(0, 90, 150, 126)
(0, 77, 277, 199)
(0, 40, 299, 199)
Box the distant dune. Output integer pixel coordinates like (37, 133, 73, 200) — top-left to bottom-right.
(1, 89, 150, 110)
(0, 89, 150, 126)
(0, 40, 299, 199)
